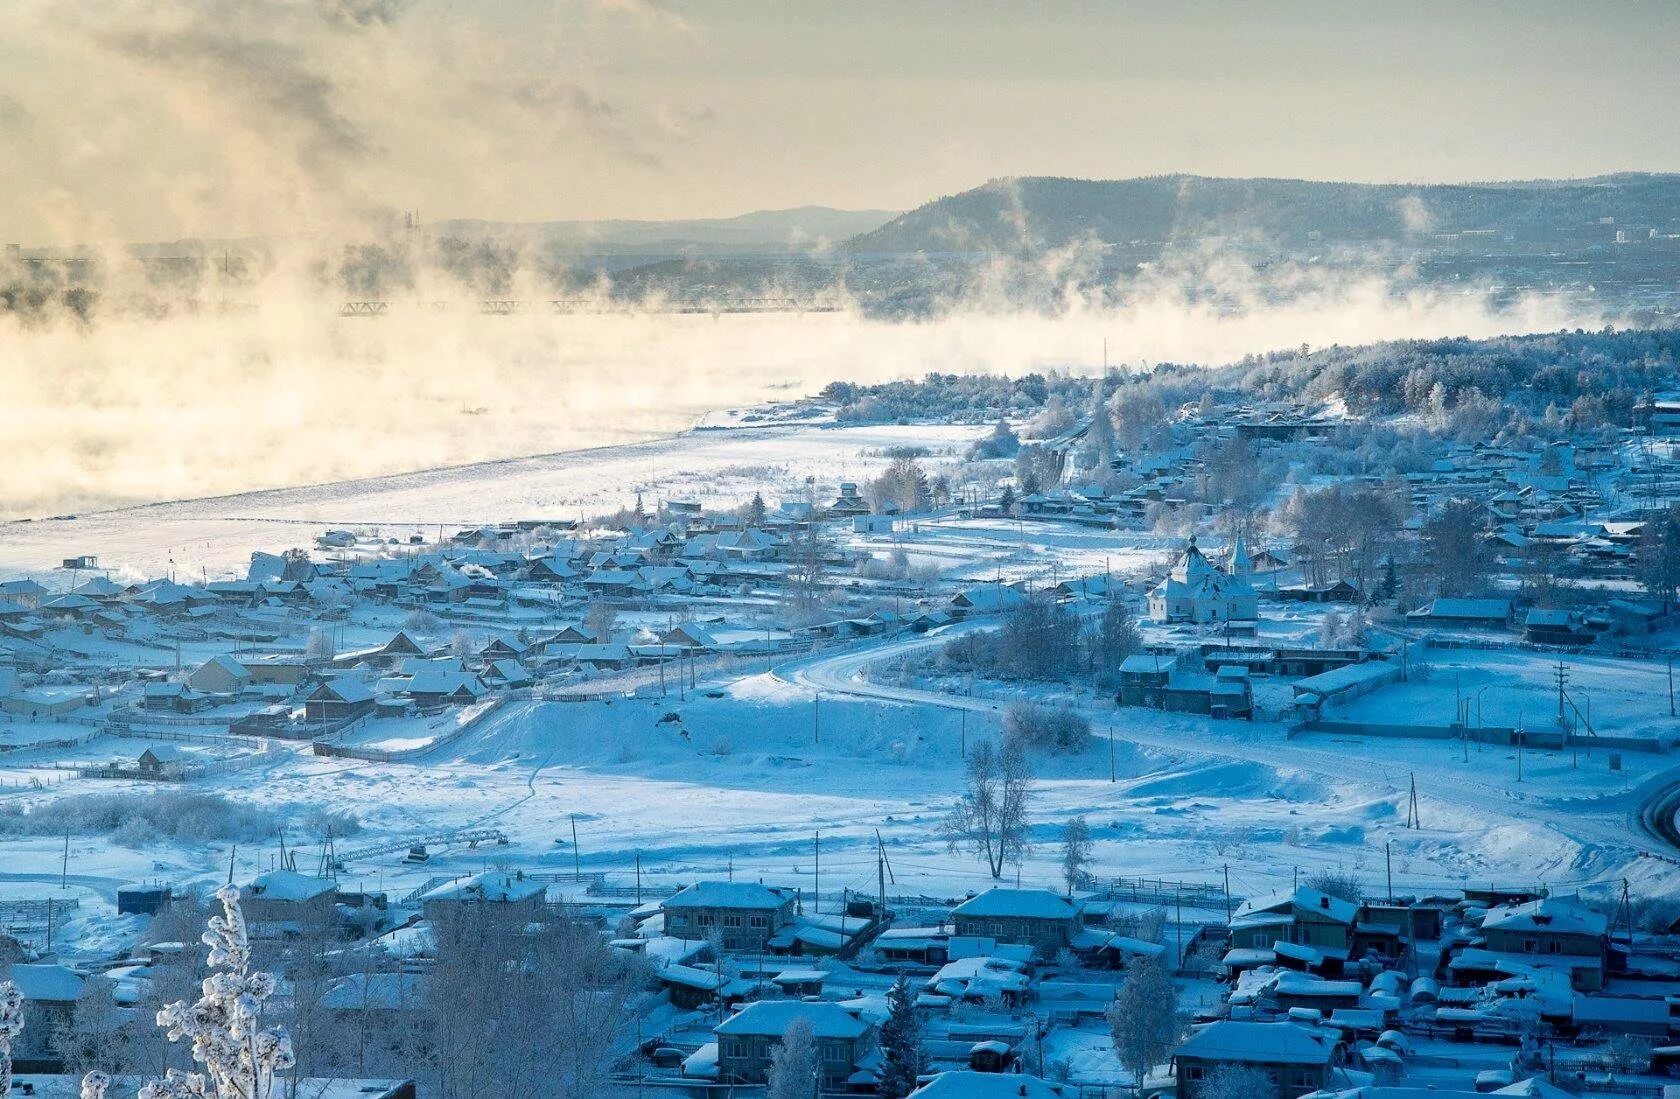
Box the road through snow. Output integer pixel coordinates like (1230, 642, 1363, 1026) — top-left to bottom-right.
(776, 627, 1680, 892)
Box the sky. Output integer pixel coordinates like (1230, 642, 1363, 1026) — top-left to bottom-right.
(3, 0, 1679, 243)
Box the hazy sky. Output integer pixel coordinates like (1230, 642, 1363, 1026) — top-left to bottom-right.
(4, 0, 1680, 243)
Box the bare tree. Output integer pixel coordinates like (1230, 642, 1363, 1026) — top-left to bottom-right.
(1637, 504, 1680, 610)
(942, 739, 1033, 878)
(427, 902, 643, 1099)
(584, 600, 619, 641)
(1105, 954, 1180, 1088)
(1061, 816, 1093, 897)
(766, 1016, 818, 1099)
(1088, 599, 1140, 685)
(1421, 497, 1490, 598)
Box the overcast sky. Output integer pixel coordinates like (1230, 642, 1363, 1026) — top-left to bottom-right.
(4, 0, 1679, 243)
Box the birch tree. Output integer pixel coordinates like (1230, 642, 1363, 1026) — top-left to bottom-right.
(942, 738, 1033, 878)
(766, 1017, 818, 1099)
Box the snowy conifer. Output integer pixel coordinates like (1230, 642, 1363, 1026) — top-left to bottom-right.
(877, 977, 923, 1099)
(144, 884, 294, 1099)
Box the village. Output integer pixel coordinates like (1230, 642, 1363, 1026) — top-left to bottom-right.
(6, 366, 1680, 1098)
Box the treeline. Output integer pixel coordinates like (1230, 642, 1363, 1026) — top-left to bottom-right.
(1237, 327, 1680, 422)
(822, 372, 1098, 423)
(822, 327, 1680, 435)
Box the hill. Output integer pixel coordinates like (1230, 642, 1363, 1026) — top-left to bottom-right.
(843, 173, 1680, 255)
(430, 206, 900, 256)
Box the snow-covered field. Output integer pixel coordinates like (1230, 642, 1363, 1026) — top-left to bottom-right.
(5, 633, 1676, 964)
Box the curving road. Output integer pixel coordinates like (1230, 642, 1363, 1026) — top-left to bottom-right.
(775, 626, 1680, 882)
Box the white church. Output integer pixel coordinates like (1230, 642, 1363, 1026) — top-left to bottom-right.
(1147, 533, 1259, 625)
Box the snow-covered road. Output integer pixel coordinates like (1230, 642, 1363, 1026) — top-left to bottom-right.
(777, 627, 1680, 893)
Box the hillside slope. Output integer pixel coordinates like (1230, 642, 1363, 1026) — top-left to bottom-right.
(844, 173, 1680, 254)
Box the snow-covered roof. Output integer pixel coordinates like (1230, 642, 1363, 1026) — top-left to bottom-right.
(1175, 1020, 1337, 1065)
(420, 871, 545, 905)
(1293, 886, 1359, 926)
(663, 881, 795, 911)
(248, 869, 337, 902)
(907, 1071, 1063, 1098)
(952, 887, 1077, 921)
(318, 972, 425, 1011)
(1483, 896, 1608, 938)
(715, 999, 870, 1039)
(8, 963, 85, 1002)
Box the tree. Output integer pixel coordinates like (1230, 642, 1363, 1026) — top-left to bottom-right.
(1201, 1065, 1273, 1099)
(941, 738, 1033, 878)
(1304, 870, 1364, 903)
(143, 884, 295, 1099)
(584, 600, 619, 641)
(1420, 497, 1491, 598)
(1003, 703, 1091, 754)
(766, 1017, 818, 1099)
(1, 980, 22, 1099)
(1088, 599, 1140, 684)
(427, 900, 644, 1099)
(54, 974, 137, 1079)
(1061, 816, 1093, 897)
(970, 420, 1020, 460)
(1637, 505, 1680, 609)
(1105, 954, 1180, 1088)
(877, 978, 923, 1099)
(998, 596, 1080, 679)
(744, 492, 768, 528)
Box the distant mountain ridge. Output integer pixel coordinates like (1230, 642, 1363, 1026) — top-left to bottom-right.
(842, 173, 1680, 255)
(430, 206, 900, 255)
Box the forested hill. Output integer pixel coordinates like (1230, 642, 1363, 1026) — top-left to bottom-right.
(843, 173, 1680, 255)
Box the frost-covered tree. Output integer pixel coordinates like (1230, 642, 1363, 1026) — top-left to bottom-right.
(144, 884, 295, 1099)
(1, 979, 24, 1099)
(877, 978, 922, 1099)
(1105, 955, 1180, 1088)
(1061, 815, 1093, 897)
(766, 1016, 818, 1099)
(1200, 1064, 1272, 1099)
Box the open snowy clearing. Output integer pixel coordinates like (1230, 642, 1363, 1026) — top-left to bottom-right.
(4, 630, 1677, 965)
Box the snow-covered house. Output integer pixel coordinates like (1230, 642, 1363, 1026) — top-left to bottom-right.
(660, 881, 797, 952)
(186, 654, 252, 694)
(243, 869, 338, 928)
(951, 888, 1081, 956)
(1148, 534, 1258, 625)
(1170, 1020, 1339, 1099)
(713, 1000, 878, 1091)
(419, 871, 546, 922)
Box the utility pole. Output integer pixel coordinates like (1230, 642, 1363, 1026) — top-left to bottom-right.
(1223, 864, 1232, 922)
(61, 828, 70, 890)
(1555, 659, 1569, 727)
(1109, 727, 1116, 783)
(1386, 840, 1394, 904)
(1669, 656, 1675, 718)
(813, 689, 820, 745)
(570, 814, 581, 879)
(814, 831, 820, 916)
(1407, 774, 1421, 830)
(635, 852, 643, 907)
(1174, 885, 1183, 970)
